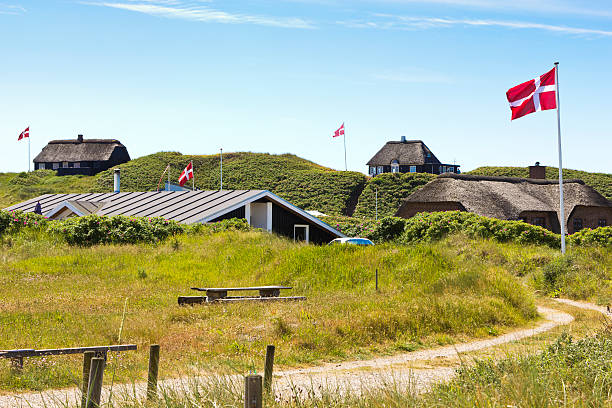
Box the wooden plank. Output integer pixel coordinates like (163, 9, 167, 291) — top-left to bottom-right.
(191, 286, 292, 292)
(215, 296, 306, 303)
(0, 345, 137, 358)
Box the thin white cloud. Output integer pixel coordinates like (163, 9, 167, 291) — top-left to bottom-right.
(85, 1, 315, 28)
(0, 3, 26, 14)
(340, 15, 612, 37)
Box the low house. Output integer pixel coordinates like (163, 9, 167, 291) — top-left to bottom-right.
(33, 134, 130, 176)
(5, 190, 344, 244)
(395, 169, 612, 234)
(367, 137, 460, 176)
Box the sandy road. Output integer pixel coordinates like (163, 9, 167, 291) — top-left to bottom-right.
(0, 299, 601, 408)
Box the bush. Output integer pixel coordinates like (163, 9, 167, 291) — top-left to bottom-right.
(569, 227, 612, 247)
(320, 215, 380, 238)
(0, 210, 48, 235)
(369, 216, 406, 243)
(48, 214, 184, 246)
(400, 211, 561, 248)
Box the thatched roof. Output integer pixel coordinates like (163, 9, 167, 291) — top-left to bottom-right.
(33, 139, 128, 162)
(367, 140, 441, 166)
(397, 173, 612, 225)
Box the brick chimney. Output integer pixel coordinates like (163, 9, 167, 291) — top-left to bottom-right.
(77, 134, 84, 143)
(528, 162, 546, 179)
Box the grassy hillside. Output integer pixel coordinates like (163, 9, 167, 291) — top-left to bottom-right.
(0, 228, 541, 391)
(353, 173, 436, 218)
(468, 166, 612, 200)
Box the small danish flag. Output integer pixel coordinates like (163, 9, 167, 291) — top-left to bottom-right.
(506, 67, 557, 120)
(178, 161, 193, 187)
(332, 123, 345, 138)
(18, 127, 29, 141)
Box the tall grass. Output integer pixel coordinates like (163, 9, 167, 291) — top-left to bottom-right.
(0, 230, 538, 391)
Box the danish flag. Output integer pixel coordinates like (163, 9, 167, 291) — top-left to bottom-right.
(506, 67, 557, 120)
(332, 123, 345, 138)
(17, 127, 29, 141)
(178, 161, 193, 187)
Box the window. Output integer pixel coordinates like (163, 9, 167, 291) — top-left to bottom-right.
(391, 160, 399, 173)
(599, 219, 608, 227)
(448, 166, 454, 173)
(438, 166, 442, 173)
(409, 166, 416, 173)
(377, 166, 383, 174)
(53, 163, 59, 170)
(369, 166, 376, 176)
(573, 218, 583, 232)
(426, 152, 431, 158)
(39, 163, 45, 170)
(62, 162, 68, 168)
(294, 225, 309, 243)
(73, 162, 80, 168)
(533, 217, 546, 227)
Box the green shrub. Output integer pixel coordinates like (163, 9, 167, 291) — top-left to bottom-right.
(400, 211, 561, 248)
(569, 227, 612, 247)
(0, 210, 48, 235)
(369, 216, 407, 243)
(542, 255, 574, 288)
(48, 214, 184, 246)
(320, 215, 380, 238)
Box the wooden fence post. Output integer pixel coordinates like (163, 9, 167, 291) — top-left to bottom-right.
(244, 374, 262, 408)
(86, 357, 105, 408)
(147, 344, 160, 401)
(80, 351, 95, 408)
(263, 345, 275, 393)
(375, 268, 379, 292)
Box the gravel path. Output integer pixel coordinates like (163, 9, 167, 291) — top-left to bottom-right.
(0, 301, 590, 408)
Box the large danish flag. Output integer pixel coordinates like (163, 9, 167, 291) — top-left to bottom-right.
(178, 161, 193, 187)
(506, 67, 557, 120)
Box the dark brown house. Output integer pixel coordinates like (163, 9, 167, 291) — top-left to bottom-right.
(33, 134, 130, 176)
(367, 137, 460, 176)
(396, 173, 612, 234)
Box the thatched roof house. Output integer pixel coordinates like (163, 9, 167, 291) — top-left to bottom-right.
(33, 134, 130, 176)
(396, 173, 612, 234)
(367, 137, 459, 176)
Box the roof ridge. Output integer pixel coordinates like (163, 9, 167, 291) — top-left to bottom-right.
(439, 173, 585, 185)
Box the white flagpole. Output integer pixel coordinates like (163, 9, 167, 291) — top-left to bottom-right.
(220, 148, 223, 190)
(343, 123, 347, 171)
(192, 160, 195, 191)
(167, 165, 170, 191)
(555, 62, 566, 254)
(28, 129, 31, 172)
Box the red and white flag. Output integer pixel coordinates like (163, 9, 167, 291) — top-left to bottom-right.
(506, 67, 557, 120)
(17, 127, 29, 141)
(178, 161, 193, 187)
(332, 123, 345, 138)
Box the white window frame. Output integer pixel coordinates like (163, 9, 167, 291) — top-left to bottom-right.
(377, 166, 383, 175)
(369, 166, 376, 176)
(391, 161, 399, 173)
(294, 224, 309, 243)
(39, 163, 45, 170)
(409, 165, 416, 173)
(73, 162, 80, 169)
(53, 163, 59, 170)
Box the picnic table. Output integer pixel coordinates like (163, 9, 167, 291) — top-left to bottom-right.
(178, 285, 305, 305)
(0, 344, 137, 370)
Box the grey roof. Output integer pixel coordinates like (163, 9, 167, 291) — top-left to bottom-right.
(367, 140, 444, 166)
(4, 190, 345, 237)
(397, 173, 612, 225)
(33, 139, 128, 162)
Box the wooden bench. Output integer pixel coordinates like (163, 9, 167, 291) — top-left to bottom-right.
(178, 286, 305, 305)
(0, 344, 137, 370)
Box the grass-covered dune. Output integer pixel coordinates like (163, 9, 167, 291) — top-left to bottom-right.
(0, 229, 541, 391)
(468, 166, 612, 200)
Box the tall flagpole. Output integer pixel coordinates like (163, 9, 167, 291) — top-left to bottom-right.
(28, 129, 31, 172)
(220, 148, 223, 190)
(343, 123, 347, 171)
(555, 62, 566, 254)
(191, 160, 195, 191)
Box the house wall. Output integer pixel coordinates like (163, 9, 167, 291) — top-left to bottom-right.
(567, 205, 612, 234)
(518, 211, 561, 233)
(369, 164, 460, 176)
(396, 201, 466, 218)
(34, 146, 131, 176)
(272, 204, 336, 244)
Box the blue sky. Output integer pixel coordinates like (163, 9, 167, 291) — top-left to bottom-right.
(1, 0, 611, 174)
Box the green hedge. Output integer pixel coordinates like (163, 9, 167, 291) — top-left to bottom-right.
(0, 210, 48, 235)
(569, 227, 612, 247)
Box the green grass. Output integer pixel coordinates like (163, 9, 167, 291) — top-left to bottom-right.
(468, 166, 612, 200)
(353, 173, 436, 219)
(0, 229, 542, 392)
